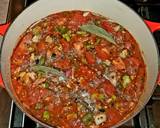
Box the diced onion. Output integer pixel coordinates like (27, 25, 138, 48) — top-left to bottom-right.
(94, 113, 106, 125)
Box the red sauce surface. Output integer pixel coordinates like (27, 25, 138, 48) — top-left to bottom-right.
(11, 11, 146, 128)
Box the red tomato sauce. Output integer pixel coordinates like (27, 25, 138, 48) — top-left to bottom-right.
(11, 11, 146, 128)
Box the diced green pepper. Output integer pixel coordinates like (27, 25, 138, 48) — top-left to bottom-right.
(43, 111, 50, 121)
(122, 75, 131, 88)
(82, 113, 94, 125)
(62, 33, 71, 42)
(56, 26, 68, 34)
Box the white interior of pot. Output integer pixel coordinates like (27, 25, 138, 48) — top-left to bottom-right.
(1, 0, 159, 127)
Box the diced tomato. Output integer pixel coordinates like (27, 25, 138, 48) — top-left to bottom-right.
(60, 39, 70, 52)
(13, 42, 27, 58)
(73, 12, 87, 24)
(85, 51, 96, 64)
(103, 80, 116, 96)
(76, 65, 95, 81)
(95, 45, 109, 60)
(37, 41, 47, 52)
(107, 108, 122, 125)
(101, 20, 114, 33)
(53, 58, 71, 70)
(112, 57, 125, 70)
(21, 33, 32, 44)
(129, 57, 140, 67)
(79, 78, 89, 88)
(74, 42, 84, 55)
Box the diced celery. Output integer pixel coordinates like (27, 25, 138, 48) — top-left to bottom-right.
(62, 33, 71, 42)
(82, 113, 94, 125)
(122, 75, 131, 88)
(43, 111, 50, 121)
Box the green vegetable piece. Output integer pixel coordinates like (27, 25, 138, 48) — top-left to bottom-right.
(98, 94, 106, 101)
(35, 102, 43, 110)
(62, 33, 71, 42)
(95, 38, 101, 45)
(82, 113, 94, 125)
(80, 23, 115, 44)
(122, 75, 131, 88)
(32, 65, 66, 79)
(84, 42, 94, 50)
(32, 26, 41, 35)
(42, 82, 49, 88)
(43, 111, 50, 121)
(77, 31, 87, 35)
(111, 95, 116, 101)
(56, 26, 68, 34)
(39, 56, 45, 65)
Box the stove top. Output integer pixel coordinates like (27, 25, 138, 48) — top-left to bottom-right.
(0, 0, 160, 128)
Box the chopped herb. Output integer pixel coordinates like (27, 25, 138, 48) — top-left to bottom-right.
(80, 23, 115, 44)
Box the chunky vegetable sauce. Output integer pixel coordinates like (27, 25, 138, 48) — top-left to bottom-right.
(11, 11, 146, 127)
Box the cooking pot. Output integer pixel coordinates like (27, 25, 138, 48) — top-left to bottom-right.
(0, 0, 159, 127)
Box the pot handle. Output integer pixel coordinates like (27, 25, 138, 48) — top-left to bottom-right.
(144, 20, 160, 33)
(0, 22, 10, 88)
(144, 20, 160, 86)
